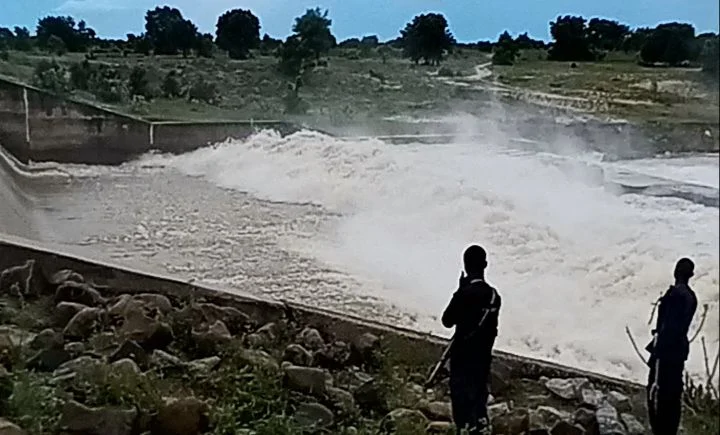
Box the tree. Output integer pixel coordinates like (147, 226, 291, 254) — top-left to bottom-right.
(292, 8, 335, 60)
(145, 6, 199, 55)
(215, 9, 261, 59)
(492, 31, 519, 65)
(548, 15, 596, 61)
(400, 13, 456, 65)
(700, 36, 719, 77)
(640, 23, 696, 66)
(586, 18, 629, 52)
(37, 16, 95, 52)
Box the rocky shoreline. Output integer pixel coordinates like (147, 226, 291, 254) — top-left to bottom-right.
(0, 259, 709, 434)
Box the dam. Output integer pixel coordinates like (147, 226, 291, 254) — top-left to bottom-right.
(0, 79, 718, 388)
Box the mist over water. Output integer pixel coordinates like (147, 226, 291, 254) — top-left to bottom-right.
(140, 128, 719, 383)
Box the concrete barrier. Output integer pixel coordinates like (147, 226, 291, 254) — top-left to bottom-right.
(0, 77, 301, 164)
(0, 232, 643, 393)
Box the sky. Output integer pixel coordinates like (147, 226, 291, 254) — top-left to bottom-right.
(1, 0, 719, 43)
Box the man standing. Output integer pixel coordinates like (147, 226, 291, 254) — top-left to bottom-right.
(646, 258, 698, 435)
(442, 245, 501, 435)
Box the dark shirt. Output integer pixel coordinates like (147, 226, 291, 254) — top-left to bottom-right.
(442, 277, 501, 367)
(651, 282, 698, 362)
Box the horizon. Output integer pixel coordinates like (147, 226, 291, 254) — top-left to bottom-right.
(2, 0, 719, 44)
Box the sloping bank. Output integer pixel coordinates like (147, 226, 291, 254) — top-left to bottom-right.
(0, 232, 659, 435)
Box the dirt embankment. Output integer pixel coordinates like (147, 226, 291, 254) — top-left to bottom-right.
(0, 258, 671, 435)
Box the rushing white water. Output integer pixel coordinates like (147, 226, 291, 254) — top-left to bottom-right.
(138, 129, 719, 383)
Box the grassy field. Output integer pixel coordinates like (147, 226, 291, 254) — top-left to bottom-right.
(0, 46, 718, 144)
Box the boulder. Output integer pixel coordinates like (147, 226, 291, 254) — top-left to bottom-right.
(545, 378, 590, 400)
(596, 403, 626, 435)
(151, 397, 209, 435)
(59, 400, 138, 435)
(49, 269, 85, 286)
(0, 419, 27, 435)
(381, 408, 429, 433)
(29, 328, 64, 350)
(110, 358, 142, 376)
(63, 307, 105, 340)
(55, 302, 89, 328)
(354, 378, 389, 414)
(299, 327, 325, 351)
(619, 414, 644, 435)
(607, 392, 631, 413)
(109, 340, 149, 367)
(283, 344, 313, 366)
(55, 282, 104, 307)
(0, 260, 49, 298)
(551, 421, 586, 435)
(283, 365, 330, 396)
(419, 401, 453, 421)
(26, 348, 72, 372)
(293, 402, 334, 428)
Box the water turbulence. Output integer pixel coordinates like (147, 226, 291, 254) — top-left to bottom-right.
(139, 129, 719, 383)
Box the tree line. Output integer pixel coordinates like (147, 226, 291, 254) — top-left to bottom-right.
(1, 7, 717, 78)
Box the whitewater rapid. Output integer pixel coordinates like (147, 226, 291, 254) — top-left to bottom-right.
(5, 129, 718, 384)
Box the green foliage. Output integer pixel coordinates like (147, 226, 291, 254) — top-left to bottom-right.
(292, 8, 335, 61)
(215, 9, 260, 60)
(32, 60, 71, 94)
(640, 23, 696, 66)
(548, 15, 597, 61)
(188, 78, 219, 104)
(36, 16, 95, 53)
(400, 13, 456, 66)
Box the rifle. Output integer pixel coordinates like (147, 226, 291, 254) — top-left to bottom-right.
(425, 289, 497, 387)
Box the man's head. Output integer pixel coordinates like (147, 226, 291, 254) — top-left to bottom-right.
(674, 257, 695, 282)
(463, 245, 487, 275)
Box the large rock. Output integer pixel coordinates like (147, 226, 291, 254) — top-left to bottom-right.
(354, 378, 389, 414)
(191, 320, 231, 355)
(596, 403, 626, 435)
(545, 378, 590, 400)
(293, 402, 334, 428)
(0, 260, 49, 298)
(63, 307, 105, 340)
(283, 344, 313, 366)
(419, 401, 453, 421)
(55, 302, 89, 328)
(381, 409, 429, 433)
(151, 397, 209, 435)
(619, 414, 644, 435)
(0, 418, 27, 435)
(299, 328, 325, 351)
(283, 365, 330, 396)
(59, 400, 138, 435)
(607, 392, 631, 413)
(55, 282, 104, 307)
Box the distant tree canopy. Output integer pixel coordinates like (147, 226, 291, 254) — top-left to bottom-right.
(292, 8, 335, 60)
(587, 18, 630, 51)
(36, 16, 96, 52)
(145, 6, 199, 56)
(400, 13, 456, 65)
(640, 22, 696, 65)
(548, 15, 597, 61)
(215, 9, 261, 59)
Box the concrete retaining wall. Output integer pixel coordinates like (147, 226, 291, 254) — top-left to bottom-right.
(0, 232, 642, 393)
(0, 78, 299, 164)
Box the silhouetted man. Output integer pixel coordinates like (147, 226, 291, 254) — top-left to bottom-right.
(442, 245, 501, 435)
(646, 258, 698, 435)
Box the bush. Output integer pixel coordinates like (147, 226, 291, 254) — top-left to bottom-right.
(187, 79, 218, 104)
(32, 60, 71, 94)
(161, 71, 182, 98)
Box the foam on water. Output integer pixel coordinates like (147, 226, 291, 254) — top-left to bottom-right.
(139, 129, 719, 383)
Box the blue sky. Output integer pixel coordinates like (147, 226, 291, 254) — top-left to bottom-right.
(2, 0, 719, 42)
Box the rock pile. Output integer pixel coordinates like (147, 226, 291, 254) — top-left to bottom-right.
(0, 260, 652, 434)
